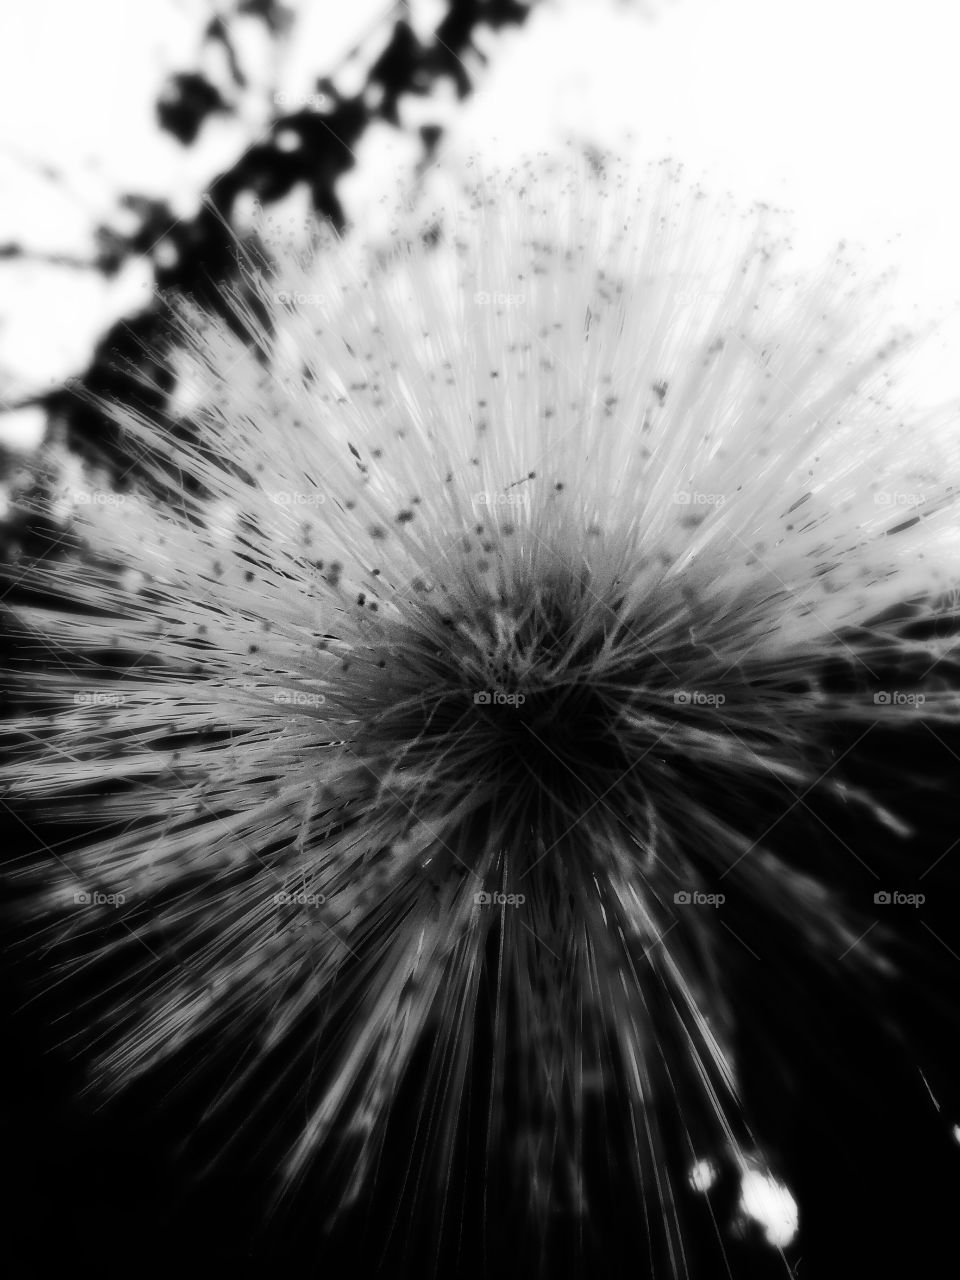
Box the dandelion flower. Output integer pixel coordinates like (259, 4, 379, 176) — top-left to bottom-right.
(4, 155, 960, 1278)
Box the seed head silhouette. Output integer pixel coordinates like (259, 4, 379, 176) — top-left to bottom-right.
(4, 155, 960, 1278)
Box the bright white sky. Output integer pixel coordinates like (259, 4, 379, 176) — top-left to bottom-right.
(2, 0, 959, 447)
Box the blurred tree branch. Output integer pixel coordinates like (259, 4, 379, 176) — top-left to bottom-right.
(2, 0, 541, 486)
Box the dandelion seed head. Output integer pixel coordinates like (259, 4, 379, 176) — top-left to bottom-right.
(4, 151, 960, 1274)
